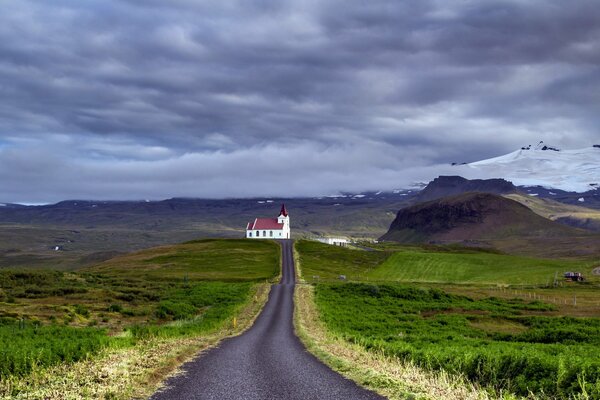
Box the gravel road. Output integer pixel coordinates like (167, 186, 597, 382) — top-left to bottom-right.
(150, 239, 384, 400)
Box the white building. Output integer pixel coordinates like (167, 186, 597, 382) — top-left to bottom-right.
(246, 204, 290, 239)
(316, 237, 349, 246)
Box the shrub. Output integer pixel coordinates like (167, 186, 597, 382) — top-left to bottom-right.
(73, 304, 90, 318)
(107, 304, 122, 313)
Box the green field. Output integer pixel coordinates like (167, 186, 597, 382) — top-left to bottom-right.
(298, 240, 596, 286)
(297, 240, 389, 280)
(297, 240, 600, 398)
(89, 238, 280, 281)
(314, 283, 600, 398)
(0, 239, 280, 380)
(369, 250, 594, 285)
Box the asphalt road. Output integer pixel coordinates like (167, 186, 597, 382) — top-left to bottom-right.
(151, 239, 384, 400)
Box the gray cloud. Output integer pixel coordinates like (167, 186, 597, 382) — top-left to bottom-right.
(0, 0, 598, 202)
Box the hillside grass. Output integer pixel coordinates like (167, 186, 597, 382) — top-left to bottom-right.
(89, 238, 280, 281)
(297, 239, 595, 286)
(295, 240, 600, 399)
(296, 240, 389, 281)
(314, 283, 600, 399)
(0, 239, 280, 383)
(505, 193, 600, 221)
(369, 250, 594, 285)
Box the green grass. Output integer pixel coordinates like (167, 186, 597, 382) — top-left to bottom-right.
(0, 239, 280, 378)
(315, 283, 600, 399)
(297, 239, 595, 286)
(296, 240, 389, 281)
(90, 239, 280, 281)
(0, 323, 112, 378)
(369, 250, 594, 285)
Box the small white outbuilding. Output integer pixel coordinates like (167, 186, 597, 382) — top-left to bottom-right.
(316, 237, 349, 246)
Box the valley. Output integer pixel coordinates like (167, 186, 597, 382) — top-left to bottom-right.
(1, 174, 600, 399)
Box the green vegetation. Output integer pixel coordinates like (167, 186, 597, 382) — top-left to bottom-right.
(0, 239, 280, 379)
(369, 250, 593, 285)
(297, 239, 595, 286)
(296, 240, 389, 280)
(296, 240, 600, 398)
(90, 239, 280, 281)
(315, 283, 600, 398)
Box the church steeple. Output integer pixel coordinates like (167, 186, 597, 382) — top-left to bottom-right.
(279, 203, 288, 217)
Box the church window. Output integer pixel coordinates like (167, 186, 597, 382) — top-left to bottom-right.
(269, 231, 273, 237)
(249, 232, 252, 237)
(256, 230, 260, 237)
(263, 231, 266, 236)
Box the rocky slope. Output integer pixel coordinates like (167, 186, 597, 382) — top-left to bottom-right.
(381, 192, 583, 244)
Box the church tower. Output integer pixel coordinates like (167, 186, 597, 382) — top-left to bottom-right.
(277, 203, 290, 239)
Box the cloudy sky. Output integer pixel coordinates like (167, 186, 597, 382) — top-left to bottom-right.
(1, 0, 599, 202)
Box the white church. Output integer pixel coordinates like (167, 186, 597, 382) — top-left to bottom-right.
(246, 204, 290, 239)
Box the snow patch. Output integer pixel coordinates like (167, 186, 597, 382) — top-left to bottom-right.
(578, 197, 585, 202)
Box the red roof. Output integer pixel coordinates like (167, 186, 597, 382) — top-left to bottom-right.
(247, 218, 284, 230)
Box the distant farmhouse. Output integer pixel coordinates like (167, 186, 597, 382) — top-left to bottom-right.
(246, 204, 290, 239)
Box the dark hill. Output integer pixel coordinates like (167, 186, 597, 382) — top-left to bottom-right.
(416, 176, 517, 203)
(380, 192, 581, 244)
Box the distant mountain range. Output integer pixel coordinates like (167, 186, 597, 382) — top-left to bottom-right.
(1, 146, 600, 268)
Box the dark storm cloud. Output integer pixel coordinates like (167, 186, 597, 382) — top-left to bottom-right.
(0, 0, 598, 202)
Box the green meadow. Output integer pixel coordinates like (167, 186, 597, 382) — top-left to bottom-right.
(0, 239, 280, 379)
(296, 240, 600, 398)
(369, 250, 593, 285)
(314, 283, 600, 398)
(297, 240, 595, 286)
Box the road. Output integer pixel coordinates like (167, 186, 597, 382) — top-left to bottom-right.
(151, 240, 384, 400)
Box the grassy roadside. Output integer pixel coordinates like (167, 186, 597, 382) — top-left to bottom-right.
(292, 241, 506, 400)
(294, 284, 508, 400)
(0, 282, 271, 399)
(0, 239, 281, 399)
(293, 240, 600, 399)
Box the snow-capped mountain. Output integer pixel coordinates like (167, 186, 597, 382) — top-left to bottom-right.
(455, 143, 600, 193)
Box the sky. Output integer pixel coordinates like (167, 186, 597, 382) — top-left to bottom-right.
(1, 0, 599, 203)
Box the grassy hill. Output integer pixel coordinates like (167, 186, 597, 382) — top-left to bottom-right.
(88, 239, 279, 282)
(0, 239, 280, 384)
